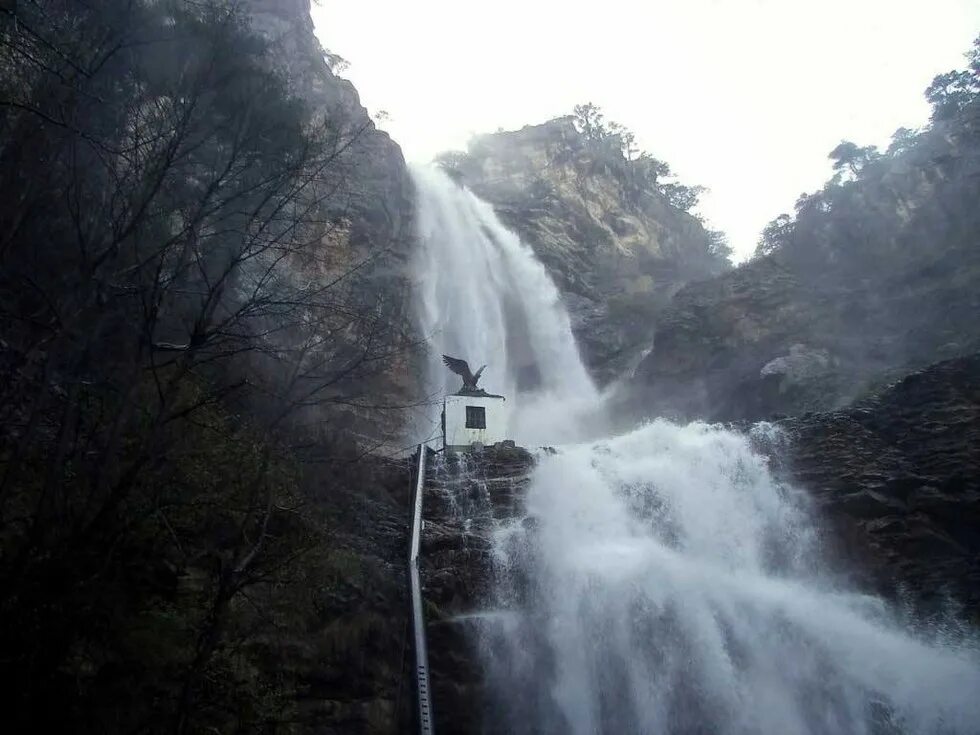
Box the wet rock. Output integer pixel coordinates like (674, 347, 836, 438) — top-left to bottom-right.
(778, 354, 980, 614)
(419, 444, 536, 734)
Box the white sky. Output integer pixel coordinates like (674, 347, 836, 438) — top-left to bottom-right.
(312, 0, 979, 260)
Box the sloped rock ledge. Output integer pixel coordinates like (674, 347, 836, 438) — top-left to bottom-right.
(777, 354, 980, 615)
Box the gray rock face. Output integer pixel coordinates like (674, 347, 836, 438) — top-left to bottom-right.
(441, 119, 729, 383)
(245, 0, 412, 246)
(777, 355, 980, 613)
(240, 0, 423, 444)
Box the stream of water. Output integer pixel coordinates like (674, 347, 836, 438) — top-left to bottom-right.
(411, 164, 980, 734)
(412, 164, 601, 447)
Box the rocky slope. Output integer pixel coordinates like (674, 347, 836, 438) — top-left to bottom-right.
(247, 0, 412, 248)
(776, 354, 980, 615)
(440, 119, 729, 382)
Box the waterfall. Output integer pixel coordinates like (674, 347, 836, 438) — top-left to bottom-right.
(412, 164, 601, 446)
(409, 165, 980, 734)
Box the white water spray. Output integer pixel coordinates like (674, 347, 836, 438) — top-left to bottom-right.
(412, 164, 600, 446)
(410, 165, 980, 733)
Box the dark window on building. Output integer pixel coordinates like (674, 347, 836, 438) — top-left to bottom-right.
(465, 405, 486, 429)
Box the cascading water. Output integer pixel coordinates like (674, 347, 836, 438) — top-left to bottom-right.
(412, 164, 601, 446)
(410, 164, 980, 734)
(486, 423, 980, 734)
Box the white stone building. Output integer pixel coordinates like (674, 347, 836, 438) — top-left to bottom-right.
(442, 393, 507, 451)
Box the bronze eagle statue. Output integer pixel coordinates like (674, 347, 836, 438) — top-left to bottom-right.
(442, 354, 486, 392)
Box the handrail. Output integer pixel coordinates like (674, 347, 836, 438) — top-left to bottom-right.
(408, 445, 434, 734)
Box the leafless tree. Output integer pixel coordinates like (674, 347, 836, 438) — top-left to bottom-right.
(0, 2, 417, 730)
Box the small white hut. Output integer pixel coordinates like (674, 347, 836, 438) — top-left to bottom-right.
(442, 392, 507, 452)
(439, 354, 509, 452)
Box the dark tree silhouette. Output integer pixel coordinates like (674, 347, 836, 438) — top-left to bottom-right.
(0, 2, 414, 731)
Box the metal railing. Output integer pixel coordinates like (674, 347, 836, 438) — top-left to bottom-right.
(409, 445, 434, 734)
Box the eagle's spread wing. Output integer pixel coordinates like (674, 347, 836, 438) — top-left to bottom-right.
(473, 365, 486, 383)
(442, 354, 474, 383)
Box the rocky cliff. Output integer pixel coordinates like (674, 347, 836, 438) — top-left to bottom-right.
(440, 119, 729, 382)
(630, 238, 980, 424)
(245, 0, 421, 445)
(246, 0, 411, 245)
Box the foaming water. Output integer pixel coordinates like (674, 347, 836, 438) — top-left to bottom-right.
(485, 421, 980, 734)
(410, 164, 980, 733)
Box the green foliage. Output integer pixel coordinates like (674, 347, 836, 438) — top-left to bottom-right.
(607, 120, 639, 161)
(573, 102, 608, 142)
(434, 149, 474, 183)
(926, 38, 979, 121)
(755, 214, 795, 258)
(573, 103, 641, 162)
(661, 182, 707, 212)
(634, 152, 673, 187)
(886, 127, 920, 155)
(706, 230, 734, 266)
(754, 35, 980, 262)
(828, 140, 880, 179)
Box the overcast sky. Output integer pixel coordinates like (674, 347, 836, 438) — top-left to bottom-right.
(312, 0, 979, 260)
